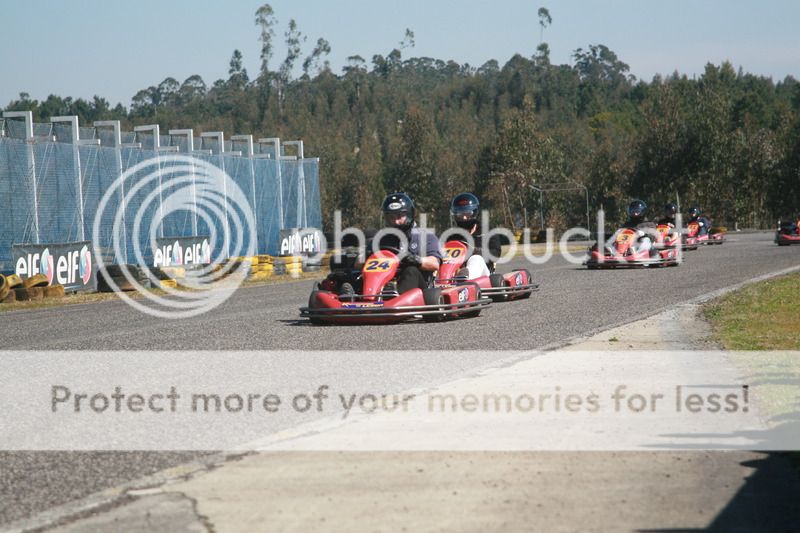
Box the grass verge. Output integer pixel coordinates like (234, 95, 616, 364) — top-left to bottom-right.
(704, 273, 800, 467)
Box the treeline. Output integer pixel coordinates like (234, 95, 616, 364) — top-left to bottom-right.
(4, 4, 800, 231)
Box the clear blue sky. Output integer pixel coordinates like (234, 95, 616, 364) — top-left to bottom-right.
(2, 0, 798, 108)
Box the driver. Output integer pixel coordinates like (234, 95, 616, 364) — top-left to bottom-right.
(687, 207, 712, 236)
(657, 203, 678, 227)
(449, 192, 502, 279)
(607, 199, 657, 255)
(371, 192, 442, 294)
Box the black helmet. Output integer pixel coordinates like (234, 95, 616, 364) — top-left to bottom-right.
(664, 203, 678, 219)
(688, 206, 700, 218)
(381, 192, 415, 232)
(450, 192, 480, 229)
(627, 199, 647, 223)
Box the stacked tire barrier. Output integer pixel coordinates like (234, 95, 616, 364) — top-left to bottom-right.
(0, 273, 66, 304)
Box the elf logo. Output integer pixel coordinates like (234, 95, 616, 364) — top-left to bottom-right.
(16, 245, 92, 286)
(154, 239, 211, 267)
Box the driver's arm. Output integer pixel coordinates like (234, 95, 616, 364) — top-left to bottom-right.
(420, 255, 440, 272)
(420, 233, 443, 272)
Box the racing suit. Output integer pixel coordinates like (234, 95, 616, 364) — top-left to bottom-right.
(689, 216, 712, 236)
(452, 226, 502, 279)
(608, 219, 658, 255)
(371, 225, 443, 293)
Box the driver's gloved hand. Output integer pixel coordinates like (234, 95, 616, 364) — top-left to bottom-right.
(401, 253, 422, 267)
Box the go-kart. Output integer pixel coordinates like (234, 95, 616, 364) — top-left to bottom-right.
(435, 240, 538, 301)
(775, 221, 800, 246)
(586, 227, 680, 269)
(654, 223, 680, 249)
(300, 245, 491, 324)
(684, 220, 725, 246)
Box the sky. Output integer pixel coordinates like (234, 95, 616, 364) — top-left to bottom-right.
(2, 0, 799, 109)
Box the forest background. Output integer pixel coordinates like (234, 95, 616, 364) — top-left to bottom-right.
(4, 4, 799, 233)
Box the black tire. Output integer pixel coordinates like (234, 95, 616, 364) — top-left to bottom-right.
(96, 269, 141, 292)
(489, 273, 509, 301)
(422, 287, 446, 322)
(14, 287, 44, 301)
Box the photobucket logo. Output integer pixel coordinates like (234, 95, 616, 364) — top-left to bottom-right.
(308, 209, 683, 268)
(92, 155, 256, 318)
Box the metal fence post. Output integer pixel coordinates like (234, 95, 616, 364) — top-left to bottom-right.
(3, 111, 39, 243)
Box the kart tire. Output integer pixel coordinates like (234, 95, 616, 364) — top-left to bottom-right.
(23, 273, 50, 289)
(14, 287, 44, 302)
(422, 287, 446, 322)
(0, 275, 8, 302)
(5, 274, 23, 289)
(489, 273, 505, 288)
(489, 273, 509, 301)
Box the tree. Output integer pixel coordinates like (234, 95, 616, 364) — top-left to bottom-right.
(254, 3, 277, 79)
(228, 50, 249, 89)
(303, 38, 332, 78)
(537, 7, 552, 45)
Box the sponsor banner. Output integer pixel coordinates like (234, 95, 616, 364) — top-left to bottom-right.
(279, 228, 324, 256)
(13, 241, 93, 291)
(153, 236, 211, 268)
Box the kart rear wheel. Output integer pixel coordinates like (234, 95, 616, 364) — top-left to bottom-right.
(422, 288, 446, 322)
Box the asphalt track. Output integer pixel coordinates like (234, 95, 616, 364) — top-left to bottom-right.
(1, 231, 798, 526)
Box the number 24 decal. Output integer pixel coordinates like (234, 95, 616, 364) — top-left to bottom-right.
(365, 259, 393, 271)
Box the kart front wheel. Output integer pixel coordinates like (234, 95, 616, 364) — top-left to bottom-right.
(422, 288, 446, 322)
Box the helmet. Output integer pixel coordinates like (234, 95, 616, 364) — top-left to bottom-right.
(688, 206, 700, 219)
(450, 192, 480, 229)
(627, 199, 647, 223)
(381, 192, 415, 232)
(663, 203, 678, 219)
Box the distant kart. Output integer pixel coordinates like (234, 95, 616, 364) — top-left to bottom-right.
(684, 221, 725, 246)
(300, 246, 491, 324)
(654, 223, 680, 249)
(775, 221, 800, 246)
(435, 240, 539, 301)
(586, 228, 680, 269)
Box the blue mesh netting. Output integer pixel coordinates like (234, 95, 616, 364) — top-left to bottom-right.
(0, 137, 321, 271)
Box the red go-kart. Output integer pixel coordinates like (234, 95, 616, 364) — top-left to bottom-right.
(776, 221, 800, 246)
(586, 228, 680, 269)
(300, 247, 491, 324)
(435, 240, 538, 301)
(654, 223, 680, 249)
(684, 221, 725, 246)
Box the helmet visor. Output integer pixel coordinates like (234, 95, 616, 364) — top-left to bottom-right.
(384, 212, 409, 228)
